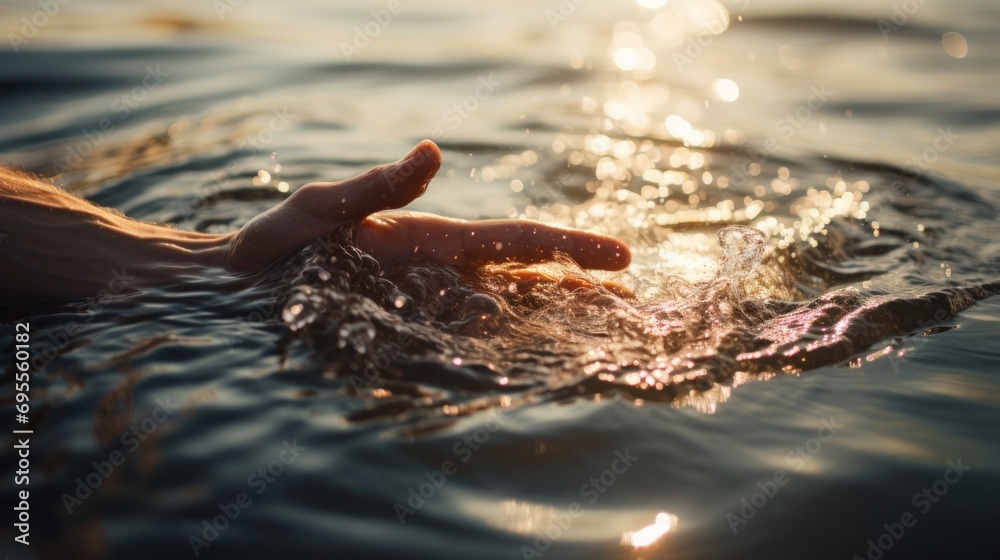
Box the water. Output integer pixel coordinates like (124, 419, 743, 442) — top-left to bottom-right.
(2, 0, 1000, 558)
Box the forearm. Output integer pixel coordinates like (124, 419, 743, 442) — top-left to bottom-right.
(0, 170, 231, 301)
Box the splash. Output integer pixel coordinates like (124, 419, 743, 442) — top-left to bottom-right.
(276, 120, 1000, 421)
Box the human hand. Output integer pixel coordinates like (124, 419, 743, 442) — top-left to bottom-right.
(227, 140, 631, 282)
(0, 141, 630, 301)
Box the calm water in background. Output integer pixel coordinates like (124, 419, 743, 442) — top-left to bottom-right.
(2, 0, 1000, 559)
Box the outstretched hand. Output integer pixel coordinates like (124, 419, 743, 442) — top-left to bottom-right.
(0, 141, 630, 301)
(227, 140, 631, 278)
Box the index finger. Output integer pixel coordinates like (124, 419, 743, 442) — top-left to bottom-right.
(398, 214, 631, 271)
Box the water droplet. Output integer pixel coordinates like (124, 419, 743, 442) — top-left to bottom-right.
(281, 301, 314, 331)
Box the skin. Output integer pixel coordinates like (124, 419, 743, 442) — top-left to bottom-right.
(0, 140, 631, 302)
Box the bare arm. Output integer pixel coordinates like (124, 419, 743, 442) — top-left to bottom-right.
(0, 140, 630, 302)
(0, 168, 231, 300)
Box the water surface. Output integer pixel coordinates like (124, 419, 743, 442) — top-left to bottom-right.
(1, 0, 999, 559)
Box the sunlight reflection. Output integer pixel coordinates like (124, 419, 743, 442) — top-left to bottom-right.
(612, 23, 657, 74)
(479, 499, 683, 549)
(712, 78, 740, 102)
(664, 114, 692, 139)
(476, 0, 883, 413)
(636, 0, 669, 9)
(490, 500, 555, 535)
(622, 512, 679, 548)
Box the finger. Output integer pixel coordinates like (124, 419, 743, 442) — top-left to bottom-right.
(394, 214, 631, 271)
(226, 141, 441, 272)
(457, 219, 631, 270)
(291, 139, 442, 224)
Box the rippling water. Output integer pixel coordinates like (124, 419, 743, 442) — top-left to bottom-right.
(2, 0, 1000, 558)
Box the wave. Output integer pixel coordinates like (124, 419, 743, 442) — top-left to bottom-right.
(274, 143, 1000, 420)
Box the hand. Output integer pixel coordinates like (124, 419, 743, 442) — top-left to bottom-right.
(0, 141, 630, 301)
(226, 140, 631, 278)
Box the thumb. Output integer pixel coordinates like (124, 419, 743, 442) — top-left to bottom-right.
(319, 139, 442, 220)
(226, 140, 442, 272)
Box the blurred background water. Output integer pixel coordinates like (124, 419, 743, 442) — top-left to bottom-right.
(1, 0, 999, 558)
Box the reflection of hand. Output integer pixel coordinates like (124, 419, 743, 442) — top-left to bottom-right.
(227, 140, 631, 276)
